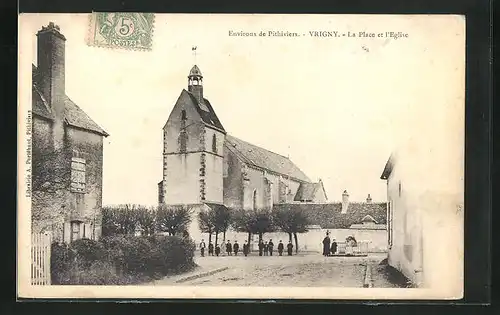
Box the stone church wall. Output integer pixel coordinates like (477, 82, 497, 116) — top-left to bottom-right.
(165, 153, 203, 204)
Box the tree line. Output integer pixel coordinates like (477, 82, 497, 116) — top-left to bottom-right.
(101, 204, 193, 237)
(102, 204, 311, 253)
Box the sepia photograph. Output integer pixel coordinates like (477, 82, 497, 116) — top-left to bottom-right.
(18, 13, 464, 299)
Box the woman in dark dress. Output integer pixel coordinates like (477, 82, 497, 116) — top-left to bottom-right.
(322, 233, 331, 256)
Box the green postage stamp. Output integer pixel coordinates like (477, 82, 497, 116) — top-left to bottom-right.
(87, 12, 155, 51)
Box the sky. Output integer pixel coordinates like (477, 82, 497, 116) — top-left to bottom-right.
(20, 14, 465, 207)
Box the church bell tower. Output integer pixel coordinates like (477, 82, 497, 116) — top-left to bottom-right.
(188, 65, 203, 102)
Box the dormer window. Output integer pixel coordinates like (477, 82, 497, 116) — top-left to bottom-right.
(181, 110, 187, 121)
(212, 134, 217, 153)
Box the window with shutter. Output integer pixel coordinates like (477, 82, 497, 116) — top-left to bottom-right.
(71, 157, 86, 193)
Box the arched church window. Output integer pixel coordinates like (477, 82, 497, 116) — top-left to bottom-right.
(179, 131, 188, 153)
(253, 190, 258, 210)
(181, 110, 187, 121)
(212, 134, 217, 153)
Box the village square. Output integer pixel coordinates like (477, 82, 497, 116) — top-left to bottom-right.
(27, 17, 463, 294)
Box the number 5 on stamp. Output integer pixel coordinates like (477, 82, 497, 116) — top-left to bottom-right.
(87, 12, 155, 51)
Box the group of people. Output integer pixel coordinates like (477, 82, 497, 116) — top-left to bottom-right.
(198, 239, 295, 257)
(257, 239, 294, 256)
(322, 233, 338, 256)
(322, 233, 358, 256)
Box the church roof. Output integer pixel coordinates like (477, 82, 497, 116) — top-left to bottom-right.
(273, 202, 387, 229)
(225, 135, 311, 182)
(188, 64, 203, 77)
(32, 64, 109, 137)
(294, 181, 327, 201)
(184, 90, 226, 132)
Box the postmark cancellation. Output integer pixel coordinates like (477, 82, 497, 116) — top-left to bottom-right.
(87, 12, 155, 51)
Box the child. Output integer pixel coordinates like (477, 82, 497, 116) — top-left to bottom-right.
(215, 243, 221, 257)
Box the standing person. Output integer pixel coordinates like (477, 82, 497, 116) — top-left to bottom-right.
(277, 240, 284, 256)
(199, 239, 206, 257)
(243, 240, 249, 257)
(226, 240, 233, 256)
(208, 241, 214, 256)
(287, 241, 293, 256)
(264, 241, 269, 256)
(322, 233, 331, 257)
(233, 241, 240, 256)
(330, 237, 338, 255)
(215, 243, 221, 257)
(268, 239, 274, 256)
(258, 240, 264, 256)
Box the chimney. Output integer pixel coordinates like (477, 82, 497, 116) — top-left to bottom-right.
(341, 190, 349, 214)
(366, 194, 372, 203)
(37, 22, 66, 150)
(37, 22, 66, 118)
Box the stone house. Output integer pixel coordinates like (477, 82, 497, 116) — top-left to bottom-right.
(31, 22, 109, 243)
(381, 149, 463, 292)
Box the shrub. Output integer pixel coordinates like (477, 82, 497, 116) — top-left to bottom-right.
(50, 242, 75, 285)
(50, 234, 196, 285)
(70, 238, 107, 269)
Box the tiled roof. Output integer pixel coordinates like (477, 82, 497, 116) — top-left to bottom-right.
(225, 134, 311, 182)
(32, 65, 109, 137)
(273, 202, 387, 229)
(294, 182, 326, 201)
(184, 90, 226, 132)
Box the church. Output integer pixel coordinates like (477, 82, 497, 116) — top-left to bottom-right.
(158, 64, 328, 238)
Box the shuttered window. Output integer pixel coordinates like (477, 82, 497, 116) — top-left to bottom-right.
(70, 157, 86, 193)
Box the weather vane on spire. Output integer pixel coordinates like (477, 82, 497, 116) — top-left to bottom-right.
(192, 46, 198, 64)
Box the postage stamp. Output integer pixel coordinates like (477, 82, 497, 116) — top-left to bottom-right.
(87, 12, 155, 50)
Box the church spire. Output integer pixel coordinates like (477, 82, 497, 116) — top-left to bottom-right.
(188, 47, 203, 102)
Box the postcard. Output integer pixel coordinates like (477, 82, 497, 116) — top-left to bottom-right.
(18, 13, 465, 299)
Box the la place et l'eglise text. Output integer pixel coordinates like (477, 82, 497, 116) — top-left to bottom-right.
(229, 30, 300, 37)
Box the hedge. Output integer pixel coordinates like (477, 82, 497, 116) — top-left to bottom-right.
(51, 235, 196, 285)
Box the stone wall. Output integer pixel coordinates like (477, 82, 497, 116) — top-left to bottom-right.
(31, 117, 104, 242)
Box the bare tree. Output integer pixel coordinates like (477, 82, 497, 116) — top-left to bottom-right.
(232, 209, 274, 244)
(102, 205, 139, 236)
(197, 209, 215, 243)
(156, 205, 193, 236)
(272, 206, 310, 253)
(136, 206, 156, 236)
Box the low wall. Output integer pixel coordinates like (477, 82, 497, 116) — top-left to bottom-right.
(197, 228, 388, 253)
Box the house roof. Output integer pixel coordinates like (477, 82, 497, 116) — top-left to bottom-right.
(273, 202, 387, 229)
(360, 214, 378, 224)
(32, 65, 109, 137)
(294, 181, 327, 201)
(204, 202, 229, 212)
(184, 90, 226, 132)
(225, 134, 311, 182)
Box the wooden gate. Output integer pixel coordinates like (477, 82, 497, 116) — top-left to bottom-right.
(31, 232, 51, 285)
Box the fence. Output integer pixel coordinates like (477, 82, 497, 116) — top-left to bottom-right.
(31, 232, 51, 285)
(335, 240, 370, 255)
